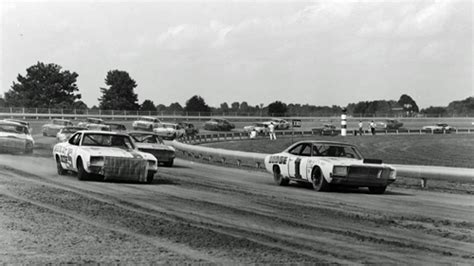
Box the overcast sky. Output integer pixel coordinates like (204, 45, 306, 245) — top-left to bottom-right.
(1, 0, 472, 108)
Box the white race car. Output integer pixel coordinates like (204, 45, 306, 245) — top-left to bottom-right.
(265, 141, 396, 194)
(0, 120, 34, 154)
(53, 131, 158, 183)
(132, 116, 162, 131)
(42, 119, 74, 137)
(243, 123, 268, 134)
(263, 118, 290, 130)
(77, 118, 110, 131)
(153, 123, 185, 140)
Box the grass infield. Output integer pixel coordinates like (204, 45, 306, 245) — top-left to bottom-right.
(203, 134, 474, 169)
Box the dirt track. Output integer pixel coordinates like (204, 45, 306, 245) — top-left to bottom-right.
(0, 154, 473, 264)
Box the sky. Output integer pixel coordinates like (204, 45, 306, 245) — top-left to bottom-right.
(1, 0, 472, 109)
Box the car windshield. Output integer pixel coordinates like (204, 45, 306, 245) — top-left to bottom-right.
(142, 117, 155, 122)
(0, 124, 28, 134)
(87, 118, 103, 124)
(53, 120, 70, 126)
(130, 134, 164, 144)
(82, 133, 134, 149)
(313, 144, 363, 159)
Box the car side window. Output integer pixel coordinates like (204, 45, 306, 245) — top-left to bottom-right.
(288, 144, 303, 155)
(300, 144, 312, 156)
(68, 133, 81, 146)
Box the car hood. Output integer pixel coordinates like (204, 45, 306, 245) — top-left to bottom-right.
(80, 146, 154, 160)
(135, 142, 175, 151)
(315, 157, 392, 168)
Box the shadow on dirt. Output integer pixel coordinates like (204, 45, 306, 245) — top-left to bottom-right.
(286, 181, 413, 196)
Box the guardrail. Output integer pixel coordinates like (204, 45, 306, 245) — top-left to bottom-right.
(172, 134, 474, 187)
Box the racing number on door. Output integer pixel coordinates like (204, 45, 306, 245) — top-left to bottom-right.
(294, 158, 302, 178)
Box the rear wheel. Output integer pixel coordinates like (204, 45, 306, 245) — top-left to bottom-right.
(368, 186, 387, 194)
(76, 159, 88, 181)
(273, 165, 289, 186)
(56, 156, 66, 175)
(311, 167, 329, 192)
(24, 142, 33, 154)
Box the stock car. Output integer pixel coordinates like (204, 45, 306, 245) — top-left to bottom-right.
(77, 118, 110, 131)
(105, 122, 127, 132)
(56, 126, 87, 142)
(4, 119, 32, 133)
(203, 118, 235, 131)
(312, 124, 338, 136)
(53, 131, 158, 183)
(265, 141, 396, 194)
(243, 123, 268, 134)
(153, 123, 186, 140)
(128, 131, 176, 167)
(132, 116, 162, 131)
(422, 123, 456, 133)
(42, 119, 74, 137)
(0, 120, 34, 154)
(263, 118, 290, 130)
(378, 119, 404, 130)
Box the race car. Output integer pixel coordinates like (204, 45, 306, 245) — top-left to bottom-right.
(56, 126, 87, 142)
(243, 123, 268, 134)
(132, 116, 162, 131)
(153, 123, 186, 140)
(53, 131, 158, 183)
(264, 141, 396, 194)
(4, 119, 32, 133)
(263, 118, 290, 130)
(77, 117, 110, 131)
(128, 131, 176, 167)
(378, 119, 404, 130)
(422, 123, 456, 134)
(105, 122, 127, 132)
(0, 120, 34, 154)
(203, 118, 235, 131)
(42, 119, 74, 137)
(312, 124, 338, 136)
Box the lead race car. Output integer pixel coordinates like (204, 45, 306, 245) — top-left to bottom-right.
(53, 131, 158, 183)
(265, 141, 396, 194)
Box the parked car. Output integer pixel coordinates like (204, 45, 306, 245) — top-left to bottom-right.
(128, 131, 176, 167)
(56, 126, 87, 142)
(178, 122, 199, 136)
(422, 123, 456, 133)
(77, 118, 110, 131)
(53, 131, 158, 183)
(243, 123, 268, 134)
(378, 119, 404, 130)
(105, 122, 127, 132)
(153, 123, 186, 140)
(132, 116, 162, 131)
(42, 119, 74, 137)
(203, 118, 235, 131)
(263, 118, 290, 130)
(264, 141, 396, 194)
(0, 120, 34, 154)
(312, 124, 338, 136)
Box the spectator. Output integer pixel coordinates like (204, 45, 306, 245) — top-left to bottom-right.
(249, 128, 257, 139)
(358, 120, 364, 136)
(268, 122, 276, 140)
(369, 120, 376, 135)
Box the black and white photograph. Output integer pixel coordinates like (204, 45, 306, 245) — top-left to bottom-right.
(0, 0, 473, 264)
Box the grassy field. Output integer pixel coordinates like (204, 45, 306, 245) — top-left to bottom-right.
(203, 134, 474, 168)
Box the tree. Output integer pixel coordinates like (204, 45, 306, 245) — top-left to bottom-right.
(156, 104, 167, 112)
(184, 95, 211, 113)
(421, 106, 448, 117)
(72, 100, 88, 109)
(4, 62, 80, 108)
(447, 97, 474, 116)
(268, 101, 287, 116)
(398, 94, 419, 113)
(0, 96, 5, 108)
(231, 101, 240, 111)
(220, 102, 229, 112)
(140, 99, 156, 111)
(240, 101, 249, 112)
(98, 70, 139, 110)
(168, 102, 183, 112)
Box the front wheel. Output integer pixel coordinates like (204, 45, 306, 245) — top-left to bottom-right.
(273, 166, 289, 186)
(56, 157, 67, 175)
(24, 142, 33, 154)
(146, 171, 155, 184)
(76, 159, 88, 181)
(311, 167, 329, 192)
(368, 186, 387, 194)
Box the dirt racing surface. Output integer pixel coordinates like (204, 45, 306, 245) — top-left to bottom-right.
(0, 154, 473, 264)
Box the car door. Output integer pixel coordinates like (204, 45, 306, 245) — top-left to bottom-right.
(65, 132, 82, 170)
(288, 143, 311, 179)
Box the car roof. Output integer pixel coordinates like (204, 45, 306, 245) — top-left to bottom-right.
(77, 130, 128, 136)
(0, 120, 26, 127)
(53, 118, 71, 122)
(290, 140, 355, 146)
(139, 116, 157, 119)
(62, 126, 87, 129)
(127, 131, 160, 135)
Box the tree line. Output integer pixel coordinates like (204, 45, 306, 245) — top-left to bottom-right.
(1, 62, 472, 117)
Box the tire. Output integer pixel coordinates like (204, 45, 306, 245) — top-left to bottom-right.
(368, 186, 387, 194)
(146, 171, 155, 184)
(56, 156, 67, 175)
(43, 131, 47, 136)
(164, 159, 174, 167)
(273, 165, 289, 186)
(311, 167, 329, 192)
(24, 142, 33, 154)
(76, 158, 88, 181)
(148, 125, 153, 131)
